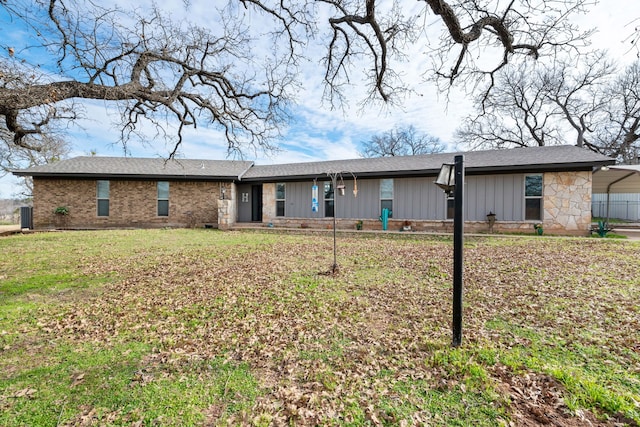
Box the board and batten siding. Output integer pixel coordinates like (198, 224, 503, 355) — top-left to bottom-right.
(335, 179, 379, 219)
(394, 174, 524, 221)
(282, 181, 312, 218)
(279, 174, 527, 221)
(463, 175, 524, 221)
(394, 177, 446, 220)
(283, 179, 379, 219)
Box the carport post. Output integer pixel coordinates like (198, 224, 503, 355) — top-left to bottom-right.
(606, 171, 636, 226)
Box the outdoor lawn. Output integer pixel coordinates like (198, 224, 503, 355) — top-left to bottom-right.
(0, 229, 638, 426)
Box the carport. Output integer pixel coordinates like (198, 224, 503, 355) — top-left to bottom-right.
(592, 165, 640, 224)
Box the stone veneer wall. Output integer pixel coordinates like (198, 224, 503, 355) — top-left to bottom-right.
(262, 182, 276, 223)
(33, 178, 222, 229)
(542, 171, 592, 234)
(217, 182, 236, 230)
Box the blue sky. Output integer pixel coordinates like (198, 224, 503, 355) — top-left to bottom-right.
(1, 1, 640, 198)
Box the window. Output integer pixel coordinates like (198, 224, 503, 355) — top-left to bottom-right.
(324, 181, 334, 217)
(276, 183, 286, 217)
(525, 174, 543, 220)
(97, 180, 109, 217)
(446, 194, 454, 220)
(380, 178, 393, 217)
(157, 181, 169, 217)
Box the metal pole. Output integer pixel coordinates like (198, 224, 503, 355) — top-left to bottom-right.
(452, 155, 464, 347)
(606, 171, 635, 225)
(606, 190, 610, 226)
(332, 173, 338, 272)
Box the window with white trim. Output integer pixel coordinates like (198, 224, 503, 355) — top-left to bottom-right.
(525, 174, 543, 221)
(380, 178, 393, 217)
(324, 181, 334, 217)
(446, 194, 454, 220)
(157, 181, 169, 217)
(276, 183, 286, 217)
(97, 180, 110, 217)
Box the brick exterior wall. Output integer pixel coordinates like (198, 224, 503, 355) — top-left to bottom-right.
(33, 178, 223, 229)
(31, 171, 594, 235)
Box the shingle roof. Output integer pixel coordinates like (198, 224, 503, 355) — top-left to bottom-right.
(242, 145, 615, 181)
(13, 156, 254, 180)
(13, 146, 614, 181)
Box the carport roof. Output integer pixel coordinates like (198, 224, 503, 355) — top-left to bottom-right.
(592, 165, 640, 193)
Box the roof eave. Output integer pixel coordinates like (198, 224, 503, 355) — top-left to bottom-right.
(241, 161, 615, 182)
(237, 162, 255, 180)
(16, 172, 240, 181)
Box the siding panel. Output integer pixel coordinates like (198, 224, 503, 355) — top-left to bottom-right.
(279, 174, 527, 221)
(283, 179, 380, 219)
(395, 177, 447, 219)
(335, 179, 379, 219)
(467, 174, 524, 221)
(285, 182, 314, 218)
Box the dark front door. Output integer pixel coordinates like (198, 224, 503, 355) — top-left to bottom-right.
(251, 185, 263, 222)
(237, 184, 251, 222)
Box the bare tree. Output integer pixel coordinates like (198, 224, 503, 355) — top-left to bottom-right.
(456, 61, 565, 149)
(456, 52, 618, 152)
(1, 0, 595, 156)
(541, 51, 616, 151)
(321, 0, 594, 104)
(360, 125, 444, 157)
(626, 17, 640, 57)
(0, 0, 301, 156)
(1, 125, 71, 196)
(0, 61, 73, 195)
(594, 61, 640, 163)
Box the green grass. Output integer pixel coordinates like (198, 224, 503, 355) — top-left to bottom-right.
(486, 319, 639, 420)
(1, 340, 257, 426)
(1, 229, 638, 426)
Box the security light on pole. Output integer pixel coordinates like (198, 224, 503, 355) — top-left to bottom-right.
(435, 156, 465, 347)
(435, 163, 456, 195)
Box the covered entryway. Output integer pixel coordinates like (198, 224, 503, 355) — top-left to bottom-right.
(237, 184, 263, 222)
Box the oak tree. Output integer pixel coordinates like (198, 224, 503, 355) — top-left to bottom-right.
(360, 125, 444, 157)
(1, 0, 300, 156)
(1, 0, 594, 155)
(457, 52, 640, 163)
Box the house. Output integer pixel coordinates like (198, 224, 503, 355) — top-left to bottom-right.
(13, 145, 616, 235)
(13, 157, 253, 230)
